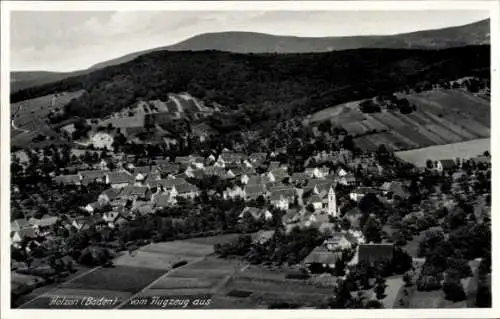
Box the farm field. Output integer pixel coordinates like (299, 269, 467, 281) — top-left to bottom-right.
(11, 90, 85, 132)
(62, 266, 166, 293)
(21, 239, 219, 309)
(209, 264, 336, 309)
(395, 138, 490, 167)
(308, 89, 490, 152)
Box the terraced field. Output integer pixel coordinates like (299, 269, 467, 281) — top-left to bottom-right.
(308, 89, 490, 152)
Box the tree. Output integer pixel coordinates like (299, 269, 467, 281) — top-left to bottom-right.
(403, 271, 413, 287)
(330, 279, 353, 308)
(363, 216, 382, 243)
(443, 272, 466, 302)
(426, 159, 434, 169)
(374, 276, 387, 300)
(418, 229, 445, 257)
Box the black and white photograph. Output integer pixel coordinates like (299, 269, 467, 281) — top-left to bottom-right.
(1, 0, 498, 316)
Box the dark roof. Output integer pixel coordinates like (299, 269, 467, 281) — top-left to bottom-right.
(174, 183, 199, 194)
(268, 161, 281, 170)
(247, 175, 267, 186)
(106, 171, 133, 184)
(79, 170, 109, 179)
(134, 166, 155, 175)
(164, 178, 188, 188)
(291, 172, 308, 181)
(245, 184, 266, 195)
(303, 246, 342, 265)
(309, 195, 322, 203)
(249, 153, 267, 161)
(438, 159, 457, 169)
(54, 175, 80, 185)
(157, 163, 180, 174)
(269, 187, 295, 198)
(154, 194, 172, 207)
(270, 193, 285, 201)
(358, 243, 394, 263)
(120, 186, 148, 197)
(100, 188, 121, 200)
(37, 215, 58, 228)
(16, 228, 38, 240)
(11, 219, 33, 231)
(353, 187, 378, 195)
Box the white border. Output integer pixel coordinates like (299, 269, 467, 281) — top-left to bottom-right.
(1, 1, 499, 319)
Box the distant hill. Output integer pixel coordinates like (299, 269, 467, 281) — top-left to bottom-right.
(11, 18, 489, 93)
(11, 46, 490, 133)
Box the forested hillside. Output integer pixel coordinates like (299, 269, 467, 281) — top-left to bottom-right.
(11, 46, 490, 132)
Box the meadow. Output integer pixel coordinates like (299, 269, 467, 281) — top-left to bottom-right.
(395, 138, 490, 167)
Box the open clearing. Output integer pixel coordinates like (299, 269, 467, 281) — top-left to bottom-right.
(381, 276, 405, 308)
(395, 138, 490, 167)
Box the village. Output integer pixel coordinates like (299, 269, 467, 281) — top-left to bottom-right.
(10, 131, 491, 308)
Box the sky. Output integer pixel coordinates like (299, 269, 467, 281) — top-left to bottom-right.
(10, 10, 490, 72)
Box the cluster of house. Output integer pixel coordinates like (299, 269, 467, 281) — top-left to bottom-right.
(303, 229, 395, 270)
(10, 215, 59, 248)
(43, 149, 415, 232)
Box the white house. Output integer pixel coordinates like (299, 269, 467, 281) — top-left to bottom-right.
(270, 193, 290, 210)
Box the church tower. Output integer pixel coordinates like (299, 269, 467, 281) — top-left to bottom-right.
(327, 186, 337, 217)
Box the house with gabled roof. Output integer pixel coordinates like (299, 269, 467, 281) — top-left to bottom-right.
(290, 172, 308, 184)
(172, 183, 200, 199)
(244, 184, 267, 201)
(11, 219, 34, 232)
(78, 170, 109, 183)
(323, 232, 354, 251)
(267, 170, 289, 183)
(215, 152, 245, 167)
(98, 188, 121, 205)
(436, 159, 457, 172)
(120, 185, 150, 200)
(337, 173, 356, 186)
(282, 208, 302, 225)
(246, 175, 267, 186)
(303, 246, 343, 269)
(157, 163, 180, 176)
(53, 174, 81, 186)
(349, 186, 378, 202)
(153, 193, 176, 209)
(74, 215, 106, 231)
(239, 207, 273, 221)
(249, 152, 267, 164)
(348, 243, 394, 266)
(308, 194, 323, 211)
(380, 181, 409, 199)
(106, 171, 133, 189)
(84, 201, 106, 214)
(270, 193, 290, 210)
(11, 228, 38, 247)
(223, 185, 245, 200)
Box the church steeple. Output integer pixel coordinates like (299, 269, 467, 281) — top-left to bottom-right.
(328, 186, 337, 217)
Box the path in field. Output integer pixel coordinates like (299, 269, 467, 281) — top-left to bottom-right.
(11, 104, 30, 133)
